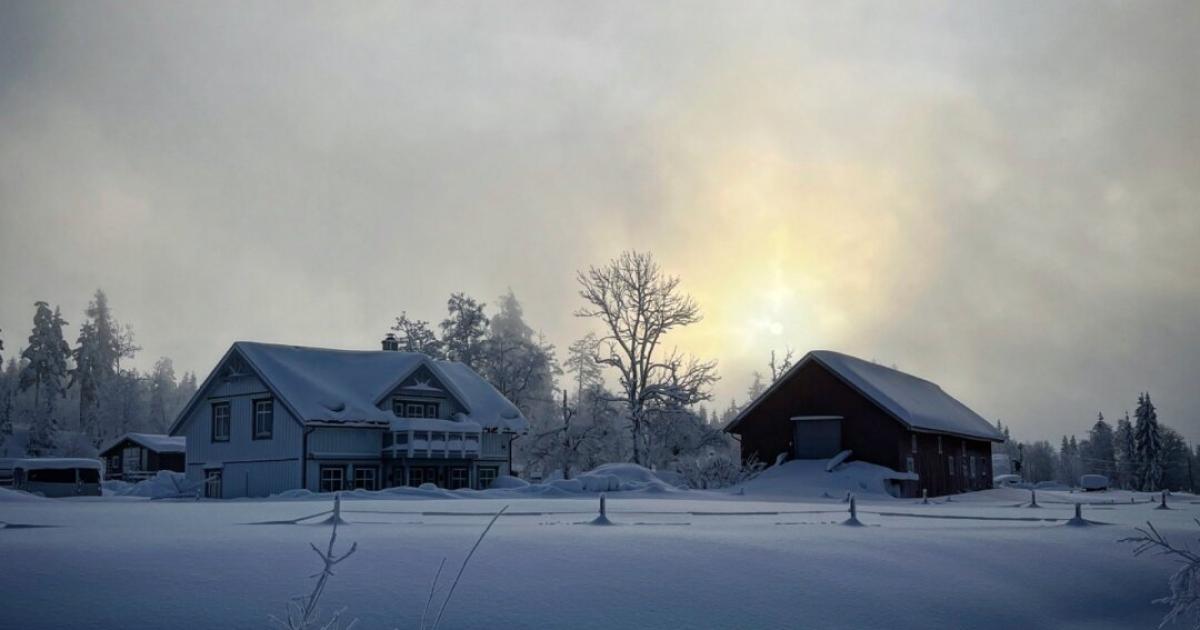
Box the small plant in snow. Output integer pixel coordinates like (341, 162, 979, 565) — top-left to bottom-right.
(273, 495, 358, 630)
(1121, 519, 1200, 629)
(419, 505, 509, 630)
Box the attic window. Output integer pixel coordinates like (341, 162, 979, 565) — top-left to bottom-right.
(393, 398, 438, 418)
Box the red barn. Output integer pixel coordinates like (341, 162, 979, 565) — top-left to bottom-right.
(725, 350, 1005, 497)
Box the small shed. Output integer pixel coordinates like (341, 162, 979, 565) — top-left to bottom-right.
(99, 433, 186, 481)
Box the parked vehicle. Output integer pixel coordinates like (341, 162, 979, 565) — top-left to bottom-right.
(0, 458, 104, 497)
(1080, 474, 1109, 491)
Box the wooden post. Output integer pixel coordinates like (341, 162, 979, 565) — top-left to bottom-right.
(1156, 489, 1170, 510)
(600, 493, 606, 518)
(1029, 489, 1039, 508)
(921, 488, 929, 505)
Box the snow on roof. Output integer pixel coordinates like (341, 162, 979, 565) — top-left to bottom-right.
(102, 433, 186, 454)
(0, 458, 103, 470)
(728, 350, 1004, 442)
(227, 342, 526, 432)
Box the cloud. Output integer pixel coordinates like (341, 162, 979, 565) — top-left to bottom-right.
(1, 1, 1197, 442)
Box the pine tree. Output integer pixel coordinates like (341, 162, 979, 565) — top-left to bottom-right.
(19, 302, 70, 455)
(1085, 412, 1116, 477)
(1134, 392, 1163, 491)
(72, 290, 122, 445)
(148, 357, 178, 432)
(389, 312, 444, 357)
(1115, 412, 1136, 489)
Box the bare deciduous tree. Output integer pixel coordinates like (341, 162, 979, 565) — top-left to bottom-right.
(575, 251, 718, 466)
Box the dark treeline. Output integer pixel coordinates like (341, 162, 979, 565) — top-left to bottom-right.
(994, 393, 1199, 492)
(0, 290, 198, 457)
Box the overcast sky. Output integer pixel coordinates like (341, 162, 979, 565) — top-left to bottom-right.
(1, 1, 1197, 444)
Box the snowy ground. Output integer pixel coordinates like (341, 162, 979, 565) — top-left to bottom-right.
(1, 464, 1195, 629)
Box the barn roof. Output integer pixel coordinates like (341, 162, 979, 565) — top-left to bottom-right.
(726, 350, 1005, 442)
(101, 433, 186, 455)
(169, 342, 526, 435)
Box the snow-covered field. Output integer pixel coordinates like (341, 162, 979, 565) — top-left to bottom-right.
(0, 463, 1194, 629)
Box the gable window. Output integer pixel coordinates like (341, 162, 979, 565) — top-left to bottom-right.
(353, 466, 377, 491)
(252, 399, 274, 439)
(393, 398, 439, 418)
(319, 466, 345, 493)
(211, 402, 231, 442)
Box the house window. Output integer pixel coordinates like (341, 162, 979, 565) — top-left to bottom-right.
(937, 436, 943, 454)
(253, 399, 274, 439)
(204, 469, 223, 499)
(393, 399, 439, 418)
(948, 455, 955, 476)
(319, 466, 345, 493)
(911, 435, 918, 453)
(478, 467, 498, 489)
(353, 467, 377, 491)
(211, 402, 231, 442)
(448, 467, 468, 490)
(906, 456, 915, 474)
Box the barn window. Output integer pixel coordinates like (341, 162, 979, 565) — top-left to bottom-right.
(948, 455, 955, 476)
(969, 456, 977, 478)
(319, 466, 345, 493)
(906, 456, 915, 474)
(211, 402, 231, 442)
(937, 436, 943, 454)
(252, 399, 274, 439)
(911, 435, 918, 453)
(353, 466, 377, 491)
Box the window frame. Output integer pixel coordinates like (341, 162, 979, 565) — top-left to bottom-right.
(393, 398, 440, 419)
(448, 467, 469, 490)
(352, 466, 377, 491)
(911, 434, 918, 453)
(211, 402, 231, 443)
(252, 398, 274, 440)
(478, 467, 498, 489)
(319, 466, 346, 493)
(948, 455, 955, 477)
(905, 456, 915, 474)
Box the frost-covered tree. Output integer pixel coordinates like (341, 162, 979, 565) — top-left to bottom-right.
(72, 290, 130, 445)
(746, 372, 765, 401)
(440, 293, 489, 368)
(479, 291, 557, 411)
(1160, 426, 1192, 492)
(1021, 440, 1058, 483)
(1135, 392, 1163, 491)
(1115, 412, 1137, 489)
(390, 312, 444, 357)
(20, 302, 70, 455)
(0, 355, 13, 452)
(564, 333, 603, 402)
(575, 251, 718, 466)
(768, 348, 794, 381)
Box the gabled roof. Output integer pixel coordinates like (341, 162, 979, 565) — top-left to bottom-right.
(726, 350, 1005, 442)
(169, 342, 526, 435)
(101, 433, 186, 455)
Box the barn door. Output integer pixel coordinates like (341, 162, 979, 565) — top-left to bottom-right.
(791, 416, 843, 459)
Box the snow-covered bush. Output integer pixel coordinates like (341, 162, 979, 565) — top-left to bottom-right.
(674, 453, 765, 489)
(1122, 520, 1200, 629)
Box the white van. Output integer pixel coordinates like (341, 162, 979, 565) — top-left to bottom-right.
(0, 458, 104, 497)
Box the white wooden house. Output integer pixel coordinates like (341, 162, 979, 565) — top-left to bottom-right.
(168, 339, 527, 499)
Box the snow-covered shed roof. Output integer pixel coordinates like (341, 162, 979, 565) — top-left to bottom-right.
(170, 342, 526, 434)
(0, 458, 103, 471)
(726, 350, 1004, 442)
(101, 433, 186, 455)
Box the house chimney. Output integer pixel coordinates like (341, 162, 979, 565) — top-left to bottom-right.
(381, 333, 399, 351)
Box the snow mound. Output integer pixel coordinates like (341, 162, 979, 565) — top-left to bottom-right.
(0, 487, 47, 502)
(738, 459, 914, 499)
(111, 471, 201, 499)
(488, 475, 529, 489)
(562, 464, 682, 494)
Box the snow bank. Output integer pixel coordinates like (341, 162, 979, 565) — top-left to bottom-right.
(488, 475, 529, 489)
(108, 471, 201, 499)
(0, 487, 47, 502)
(738, 459, 914, 499)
